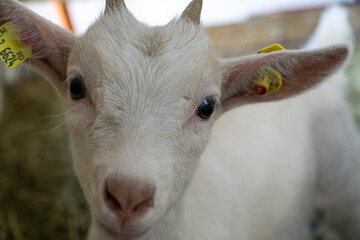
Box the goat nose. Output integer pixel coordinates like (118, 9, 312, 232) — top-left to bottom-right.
(104, 176, 155, 220)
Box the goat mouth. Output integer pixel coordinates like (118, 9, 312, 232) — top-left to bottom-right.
(96, 218, 151, 240)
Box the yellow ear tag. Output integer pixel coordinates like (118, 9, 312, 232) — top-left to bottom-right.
(252, 44, 284, 95)
(0, 22, 32, 69)
(257, 43, 285, 54)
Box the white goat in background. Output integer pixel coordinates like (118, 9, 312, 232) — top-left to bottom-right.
(302, 5, 360, 239)
(0, 0, 359, 240)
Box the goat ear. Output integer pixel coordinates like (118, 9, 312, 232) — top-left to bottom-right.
(180, 0, 203, 25)
(220, 45, 349, 110)
(0, 0, 76, 96)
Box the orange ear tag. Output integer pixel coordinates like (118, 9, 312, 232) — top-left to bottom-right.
(253, 44, 285, 95)
(0, 22, 32, 69)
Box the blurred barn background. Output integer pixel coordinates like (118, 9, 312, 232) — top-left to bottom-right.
(0, 0, 359, 239)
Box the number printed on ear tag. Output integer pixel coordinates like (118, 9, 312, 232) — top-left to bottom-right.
(0, 22, 32, 69)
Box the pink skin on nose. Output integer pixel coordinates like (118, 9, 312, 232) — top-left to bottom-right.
(104, 176, 155, 225)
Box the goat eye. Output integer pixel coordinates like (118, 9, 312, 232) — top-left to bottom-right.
(197, 96, 216, 120)
(70, 75, 86, 100)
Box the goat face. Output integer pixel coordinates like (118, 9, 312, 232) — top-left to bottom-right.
(65, 8, 221, 238)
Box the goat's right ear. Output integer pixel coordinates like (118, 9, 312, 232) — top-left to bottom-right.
(0, 0, 76, 96)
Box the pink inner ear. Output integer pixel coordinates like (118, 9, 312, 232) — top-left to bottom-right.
(19, 30, 34, 46)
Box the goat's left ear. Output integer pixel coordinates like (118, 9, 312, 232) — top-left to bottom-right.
(220, 45, 349, 110)
(0, 0, 76, 96)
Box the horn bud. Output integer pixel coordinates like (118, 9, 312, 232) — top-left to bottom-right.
(105, 0, 127, 13)
(180, 0, 203, 25)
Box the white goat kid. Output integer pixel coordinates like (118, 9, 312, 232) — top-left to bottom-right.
(1, 0, 358, 240)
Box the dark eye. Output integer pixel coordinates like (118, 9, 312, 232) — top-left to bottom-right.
(197, 96, 216, 120)
(70, 75, 86, 100)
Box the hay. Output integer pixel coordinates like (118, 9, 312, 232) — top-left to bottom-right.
(0, 74, 89, 240)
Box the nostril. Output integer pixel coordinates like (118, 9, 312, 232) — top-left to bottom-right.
(104, 176, 156, 220)
(105, 186, 122, 211)
(133, 195, 154, 212)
